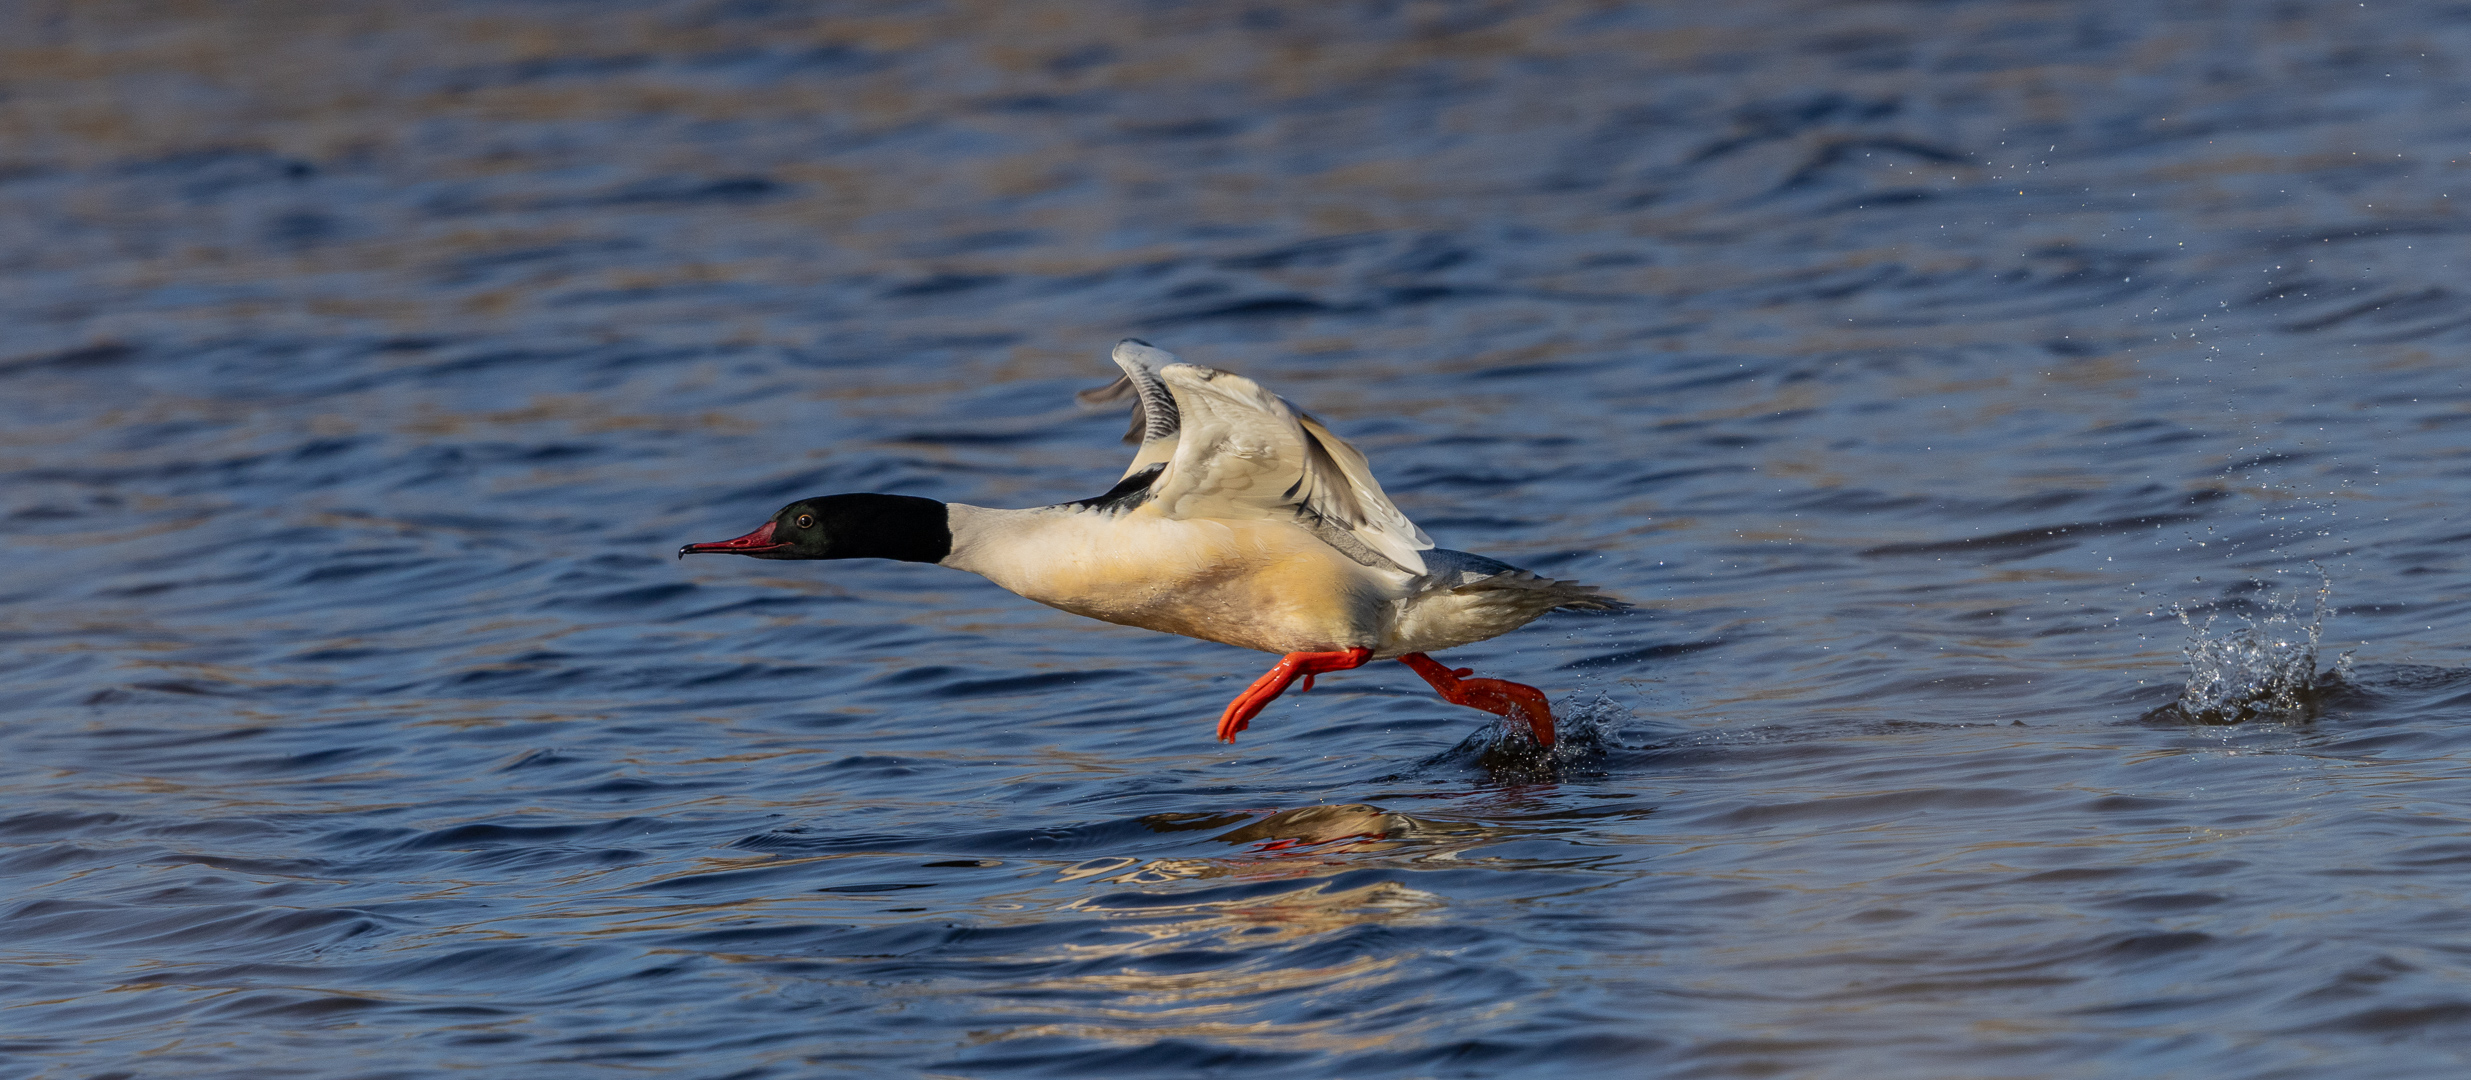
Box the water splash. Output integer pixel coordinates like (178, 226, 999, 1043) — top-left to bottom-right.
(2151, 570, 2348, 723)
(1407, 691, 1632, 781)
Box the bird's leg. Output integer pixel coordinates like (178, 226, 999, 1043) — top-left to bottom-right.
(1216, 647, 1373, 742)
(1396, 653, 1556, 748)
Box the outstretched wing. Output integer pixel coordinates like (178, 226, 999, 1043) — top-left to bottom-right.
(1147, 361, 1431, 576)
(1074, 338, 1181, 479)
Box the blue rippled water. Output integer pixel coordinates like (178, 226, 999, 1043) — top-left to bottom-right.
(8, 2, 2471, 1076)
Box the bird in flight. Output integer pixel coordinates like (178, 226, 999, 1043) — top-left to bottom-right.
(681, 339, 1624, 747)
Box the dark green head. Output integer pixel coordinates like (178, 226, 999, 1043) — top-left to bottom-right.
(678, 494, 951, 563)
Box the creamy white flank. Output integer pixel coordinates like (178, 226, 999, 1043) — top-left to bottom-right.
(941, 503, 1597, 657)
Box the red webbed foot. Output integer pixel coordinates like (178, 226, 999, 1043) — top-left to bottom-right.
(1216, 646, 1373, 742)
(1396, 652, 1557, 747)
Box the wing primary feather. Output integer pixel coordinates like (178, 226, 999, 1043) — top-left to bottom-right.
(1103, 339, 1185, 476)
(1075, 373, 1151, 444)
(1111, 340, 1182, 443)
(1074, 373, 1134, 406)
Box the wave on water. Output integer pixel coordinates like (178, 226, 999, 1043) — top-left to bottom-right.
(2146, 570, 2350, 724)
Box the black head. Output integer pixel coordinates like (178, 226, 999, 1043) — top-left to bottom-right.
(678, 494, 951, 563)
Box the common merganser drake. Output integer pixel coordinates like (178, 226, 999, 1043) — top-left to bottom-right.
(680, 340, 1624, 747)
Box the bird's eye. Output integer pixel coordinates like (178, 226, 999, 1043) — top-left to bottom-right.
(794, 514, 815, 529)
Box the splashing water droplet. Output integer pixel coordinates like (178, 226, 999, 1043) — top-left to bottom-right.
(2155, 568, 2346, 723)
(1411, 691, 1633, 781)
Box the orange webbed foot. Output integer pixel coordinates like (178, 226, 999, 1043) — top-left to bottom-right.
(1396, 653, 1556, 747)
(1216, 647, 1372, 742)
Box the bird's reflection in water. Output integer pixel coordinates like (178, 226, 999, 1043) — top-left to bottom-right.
(976, 799, 1616, 1052)
(1059, 803, 1501, 889)
(1004, 875, 1455, 1053)
(1013, 812, 1473, 1052)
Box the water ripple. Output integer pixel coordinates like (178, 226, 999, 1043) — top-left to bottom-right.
(6, 1, 2471, 1076)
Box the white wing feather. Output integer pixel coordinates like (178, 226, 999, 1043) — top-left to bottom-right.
(1075, 339, 1182, 479)
(1149, 361, 1431, 575)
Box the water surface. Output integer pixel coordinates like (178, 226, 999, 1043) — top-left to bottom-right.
(6, 2, 2471, 1076)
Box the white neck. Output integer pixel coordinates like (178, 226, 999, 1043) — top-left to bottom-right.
(937, 503, 1051, 579)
